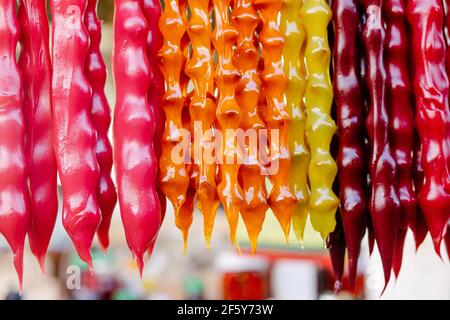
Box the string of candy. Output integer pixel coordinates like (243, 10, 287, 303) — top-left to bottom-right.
(84, 0, 117, 252)
(113, 0, 161, 274)
(51, 0, 101, 269)
(232, 0, 268, 252)
(407, 0, 450, 256)
(445, 0, 450, 258)
(185, 0, 219, 247)
(359, 0, 401, 287)
(331, 0, 369, 288)
(18, 0, 58, 271)
(143, 0, 167, 236)
(158, 0, 190, 221)
(255, 0, 296, 240)
(175, 0, 195, 252)
(280, 0, 310, 244)
(411, 139, 428, 249)
(213, 0, 244, 243)
(300, 0, 339, 240)
(383, 0, 416, 277)
(0, 0, 31, 288)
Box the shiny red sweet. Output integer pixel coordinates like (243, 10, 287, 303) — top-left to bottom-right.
(113, 0, 161, 273)
(18, 0, 58, 270)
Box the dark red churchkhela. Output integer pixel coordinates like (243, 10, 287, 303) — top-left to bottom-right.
(113, 0, 161, 273)
(327, 213, 346, 291)
(407, 0, 450, 256)
(412, 141, 428, 249)
(332, 0, 369, 288)
(0, 0, 31, 288)
(52, 0, 101, 267)
(359, 0, 401, 287)
(84, 0, 117, 251)
(18, 0, 58, 270)
(383, 0, 416, 277)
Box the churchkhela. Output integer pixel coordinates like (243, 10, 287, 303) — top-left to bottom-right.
(0, 0, 449, 292)
(18, 0, 58, 270)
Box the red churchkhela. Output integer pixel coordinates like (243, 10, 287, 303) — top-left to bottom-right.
(84, 0, 117, 251)
(332, 0, 369, 288)
(407, 0, 450, 256)
(142, 0, 166, 255)
(51, 0, 102, 268)
(113, 0, 161, 274)
(0, 0, 31, 288)
(359, 0, 401, 288)
(383, 0, 416, 277)
(18, 0, 58, 271)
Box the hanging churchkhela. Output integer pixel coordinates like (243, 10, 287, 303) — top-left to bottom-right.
(51, 0, 102, 268)
(185, 0, 219, 247)
(407, 0, 450, 256)
(301, 0, 339, 240)
(1, 0, 450, 291)
(213, 0, 244, 243)
(255, 0, 296, 240)
(85, 0, 117, 252)
(112, 0, 161, 273)
(0, 0, 31, 288)
(383, 0, 416, 277)
(232, 0, 268, 252)
(331, 0, 369, 288)
(280, 0, 310, 244)
(359, 0, 401, 287)
(18, 0, 58, 271)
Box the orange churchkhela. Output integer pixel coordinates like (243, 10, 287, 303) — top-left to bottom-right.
(212, 0, 244, 243)
(175, 0, 195, 252)
(254, 0, 296, 239)
(158, 0, 190, 221)
(185, 0, 219, 247)
(231, 0, 268, 251)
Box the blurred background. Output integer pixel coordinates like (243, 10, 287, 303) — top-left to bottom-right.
(0, 1, 448, 300)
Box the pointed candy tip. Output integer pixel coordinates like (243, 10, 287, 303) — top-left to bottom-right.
(249, 235, 258, 254)
(182, 232, 188, 256)
(205, 238, 211, 250)
(38, 256, 46, 274)
(348, 262, 357, 290)
(13, 250, 24, 294)
(98, 236, 110, 253)
(133, 252, 145, 278)
(432, 238, 443, 259)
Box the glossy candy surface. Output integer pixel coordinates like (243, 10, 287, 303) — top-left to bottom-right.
(143, 0, 167, 220)
(301, 0, 339, 239)
(332, 0, 368, 287)
(281, 0, 310, 243)
(213, 0, 244, 243)
(359, 0, 401, 286)
(51, 0, 101, 268)
(407, 0, 450, 256)
(232, 0, 268, 252)
(0, 0, 31, 287)
(18, 0, 58, 270)
(383, 0, 416, 277)
(113, 0, 161, 273)
(84, 0, 117, 251)
(185, 0, 219, 247)
(158, 0, 189, 223)
(255, 0, 296, 240)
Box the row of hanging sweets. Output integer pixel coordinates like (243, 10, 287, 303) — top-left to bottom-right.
(0, 0, 449, 291)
